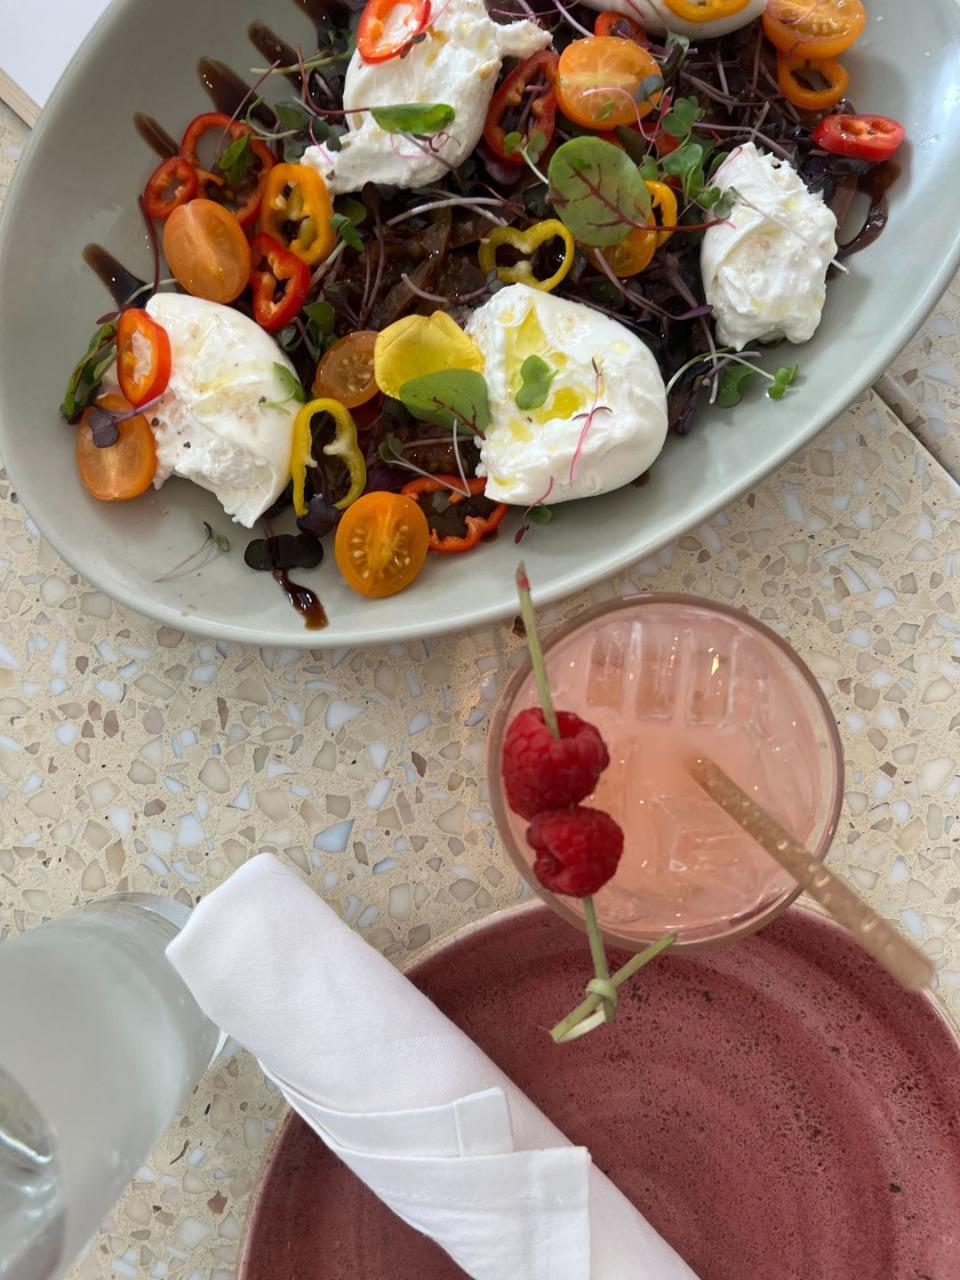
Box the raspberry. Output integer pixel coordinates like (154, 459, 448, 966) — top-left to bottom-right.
(527, 806, 624, 898)
(501, 707, 609, 820)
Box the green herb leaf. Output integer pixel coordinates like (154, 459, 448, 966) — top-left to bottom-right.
(62, 319, 118, 420)
(275, 102, 311, 131)
(527, 505, 553, 525)
(662, 95, 704, 140)
(548, 137, 651, 248)
(613, 125, 650, 166)
(378, 431, 406, 464)
(515, 356, 556, 411)
(219, 134, 253, 186)
(697, 185, 721, 209)
(717, 364, 754, 408)
(525, 129, 548, 164)
(767, 363, 799, 401)
(636, 73, 664, 105)
(398, 369, 491, 432)
(638, 154, 660, 181)
(503, 130, 523, 156)
(304, 300, 336, 346)
(661, 140, 704, 183)
(330, 211, 364, 251)
(661, 32, 690, 81)
(265, 362, 307, 410)
(371, 102, 455, 135)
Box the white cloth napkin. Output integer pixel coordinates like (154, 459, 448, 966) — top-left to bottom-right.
(167, 854, 698, 1280)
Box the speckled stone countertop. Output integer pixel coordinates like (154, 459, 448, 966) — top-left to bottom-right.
(3, 100, 960, 1280)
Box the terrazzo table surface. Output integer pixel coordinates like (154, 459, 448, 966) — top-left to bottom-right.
(3, 100, 960, 1280)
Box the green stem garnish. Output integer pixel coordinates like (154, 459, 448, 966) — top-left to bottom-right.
(551, 932, 678, 1043)
(515, 562, 559, 740)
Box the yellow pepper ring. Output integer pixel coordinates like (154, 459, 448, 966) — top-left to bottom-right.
(291, 398, 367, 517)
(661, 0, 752, 21)
(260, 163, 336, 267)
(478, 218, 575, 293)
(646, 180, 678, 249)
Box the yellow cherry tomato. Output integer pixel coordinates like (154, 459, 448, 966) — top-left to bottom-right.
(373, 312, 485, 399)
(259, 163, 336, 267)
(763, 0, 866, 60)
(162, 199, 251, 303)
(334, 492, 430, 598)
(477, 219, 575, 293)
(557, 36, 662, 130)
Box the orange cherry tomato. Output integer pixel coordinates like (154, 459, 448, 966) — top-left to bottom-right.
(662, 0, 751, 21)
(162, 199, 251, 303)
(763, 0, 866, 60)
(557, 36, 662, 130)
(312, 331, 379, 408)
(334, 492, 430, 598)
(116, 308, 172, 408)
(593, 216, 657, 277)
(777, 55, 849, 111)
(76, 394, 157, 502)
(592, 11, 650, 44)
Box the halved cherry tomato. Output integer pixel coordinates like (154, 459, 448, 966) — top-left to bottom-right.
(116, 309, 172, 408)
(143, 156, 198, 220)
(777, 55, 848, 111)
(180, 112, 274, 227)
(313, 331, 379, 407)
(813, 113, 905, 163)
(557, 37, 662, 130)
(163, 198, 252, 303)
(334, 491, 430, 598)
(357, 0, 431, 63)
(260, 163, 336, 267)
(250, 233, 311, 333)
(401, 476, 507, 554)
(662, 0, 751, 20)
(593, 11, 649, 43)
(76, 394, 157, 502)
(763, 0, 866, 60)
(484, 51, 559, 167)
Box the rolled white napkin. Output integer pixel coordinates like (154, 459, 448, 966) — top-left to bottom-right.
(167, 854, 698, 1280)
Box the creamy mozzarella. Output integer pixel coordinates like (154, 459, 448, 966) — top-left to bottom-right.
(577, 0, 765, 38)
(143, 294, 297, 527)
(303, 0, 550, 195)
(465, 284, 667, 506)
(700, 143, 838, 351)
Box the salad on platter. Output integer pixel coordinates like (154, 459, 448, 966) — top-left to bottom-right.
(63, 0, 904, 627)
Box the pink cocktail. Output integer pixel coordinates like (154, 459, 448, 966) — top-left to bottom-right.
(489, 595, 844, 949)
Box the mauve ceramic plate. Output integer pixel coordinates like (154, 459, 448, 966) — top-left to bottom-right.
(0, 4, 959, 646)
(238, 902, 960, 1280)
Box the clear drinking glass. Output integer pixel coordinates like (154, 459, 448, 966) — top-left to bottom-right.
(489, 594, 844, 951)
(0, 895, 219, 1279)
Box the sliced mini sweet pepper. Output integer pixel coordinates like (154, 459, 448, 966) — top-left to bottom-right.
(250, 233, 311, 333)
(374, 312, 485, 399)
(478, 219, 575, 293)
(483, 51, 559, 167)
(291, 398, 367, 517)
(777, 55, 849, 111)
(401, 476, 508, 554)
(646, 180, 678, 248)
(661, 0, 752, 19)
(260, 163, 336, 267)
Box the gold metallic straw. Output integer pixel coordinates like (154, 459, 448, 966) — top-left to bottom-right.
(690, 756, 934, 993)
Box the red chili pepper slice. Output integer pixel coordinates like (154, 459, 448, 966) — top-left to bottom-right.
(250, 233, 312, 333)
(116, 309, 172, 408)
(357, 0, 431, 63)
(593, 11, 650, 44)
(812, 113, 905, 163)
(180, 112, 275, 227)
(483, 50, 559, 167)
(401, 476, 508, 553)
(143, 156, 199, 220)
